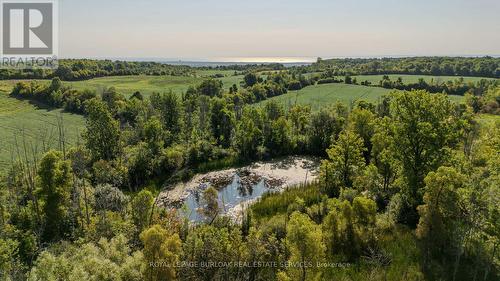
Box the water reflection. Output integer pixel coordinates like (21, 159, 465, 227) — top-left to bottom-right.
(183, 174, 269, 221)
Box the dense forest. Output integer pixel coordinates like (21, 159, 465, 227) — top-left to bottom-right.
(1, 57, 499, 280)
(305, 57, 500, 78)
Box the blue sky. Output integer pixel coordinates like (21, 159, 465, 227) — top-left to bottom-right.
(59, 0, 500, 60)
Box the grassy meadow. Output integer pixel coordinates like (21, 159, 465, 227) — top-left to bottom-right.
(260, 81, 465, 110)
(65, 72, 244, 97)
(260, 83, 392, 110)
(0, 91, 85, 173)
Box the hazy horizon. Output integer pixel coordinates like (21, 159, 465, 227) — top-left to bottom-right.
(58, 55, 500, 63)
(59, 0, 500, 59)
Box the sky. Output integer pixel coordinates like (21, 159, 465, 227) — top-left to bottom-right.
(59, 0, 500, 61)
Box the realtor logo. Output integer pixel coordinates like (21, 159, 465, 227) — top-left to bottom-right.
(1, 0, 58, 68)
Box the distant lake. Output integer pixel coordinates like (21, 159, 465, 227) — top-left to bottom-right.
(161, 61, 313, 68)
(88, 57, 316, 67)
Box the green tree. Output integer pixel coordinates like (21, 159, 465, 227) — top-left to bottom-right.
(322, 197, 376, 261)
(49, 77, 62, 93)
(29, 235, 144, 281)
(289, 105, 311, 136)
(197, 79, 223, 97)
(266, 117, 294, 156)
(126, 142, 154, 189)
(121, 97, 148, 126)
(348, 108, 376, 161)
(352, 196, 377, 242)
(370, 117, 397, 191)
(101, 87, 126, 112)
(286, 212, 325, 281)
(307, 108, 344, 155)
(0, 238, 19, 280)
(322, 130, 366, 189)
(199, 187, 219, 222)
(84, 98, 121, 161)
(233, 115, 263, 159)
(264, 100, 284, 121)
(250, 84, 267, 101)
(181, 225, 247, 281)
(140, 225, 182, 281)
(390, 90, 457, 216)
(94, 184, 128, 213)
(244, 72, 259, 87)
(143, 116, 166, 154)
(210, 98, 234, 148)
(416, 166, 467, 271)
(150, 92, 181, 142)
(323, 200, 356, 260)
(38, 150, 73, 242)
(132, 190, 155, 233)
(131, 91, 144, 100)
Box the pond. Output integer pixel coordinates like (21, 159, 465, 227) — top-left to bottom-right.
(183, 174, 270, 221)
(158, 156, 320, 222)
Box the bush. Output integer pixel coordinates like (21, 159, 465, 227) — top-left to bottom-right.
(10, 80, 96, 114)
(317, 78, 343, 84)
(287, 80, 302, 91)
(94, 184, 128, 213)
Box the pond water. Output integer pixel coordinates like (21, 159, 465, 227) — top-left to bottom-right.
(159, 156, 320, 222)
(182, 174, 270, 221)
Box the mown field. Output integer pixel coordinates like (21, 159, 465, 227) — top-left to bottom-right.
(262, 83, 392, 110)
(261, 82, 465, 110)
(0, 92, 85, 173)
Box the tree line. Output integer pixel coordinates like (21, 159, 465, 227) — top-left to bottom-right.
(305, 56, 500, 78)
(0, 59, 194, 81)
(3, 56, 498, 83)
(375, 75, 499, 96)
(0, 60, 289, 81)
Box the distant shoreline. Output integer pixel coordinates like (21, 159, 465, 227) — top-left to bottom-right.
(160, 61, 313, 67)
